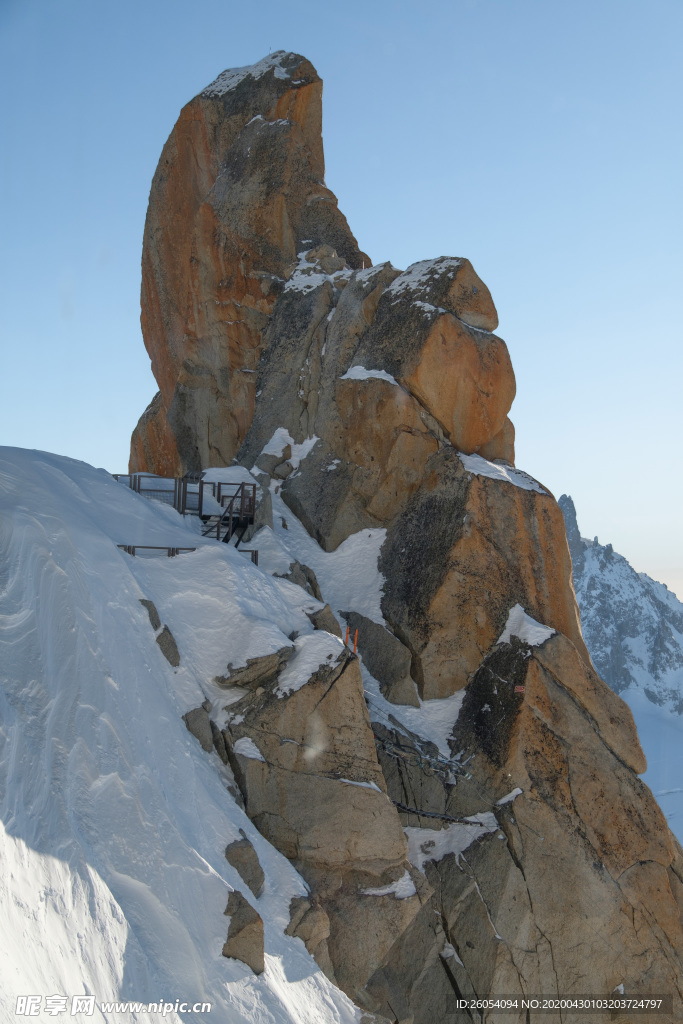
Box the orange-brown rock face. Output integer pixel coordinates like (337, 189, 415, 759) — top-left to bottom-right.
(380, 450, 589, 698)
(409, 633, 683, 1006)
(131, 51, 683, 1021)
(130, 54, 515, 476)
(400, 312, 514, 453)
(129, 392, 182, 477)
(131, 52, 368, 473)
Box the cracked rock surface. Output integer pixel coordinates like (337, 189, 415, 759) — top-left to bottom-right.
(129, 49, 683, 1024)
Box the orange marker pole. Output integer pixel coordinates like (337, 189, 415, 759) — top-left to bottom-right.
(353, 629, 358, 654)
(345, 625, 350, 646)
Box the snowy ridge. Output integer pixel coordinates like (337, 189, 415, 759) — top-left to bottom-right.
(385, 257, 463, 299)
(0, 448, 360, 1023)
(202, 52, 296, 98)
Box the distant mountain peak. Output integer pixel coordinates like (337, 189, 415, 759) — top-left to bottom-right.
(561, 495, 683, 710)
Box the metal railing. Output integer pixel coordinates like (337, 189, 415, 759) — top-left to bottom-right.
(113, 475, 258, 564)
(113, 474, 257, 521)
(113, 474, 204, 515)
(201, 483, 257, 542)
(117, 545, 197, 557)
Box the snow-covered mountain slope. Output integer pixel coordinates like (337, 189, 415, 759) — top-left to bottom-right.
(560, 495, 683, 705)
(560, 494, 683, 840)
(0, 447, 363, 1024)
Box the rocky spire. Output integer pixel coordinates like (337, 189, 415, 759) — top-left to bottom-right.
(131, 52, 369, 474)
(129, 54, 683, 1020)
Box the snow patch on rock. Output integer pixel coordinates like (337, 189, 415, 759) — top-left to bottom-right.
(361, 869, 416, 900)
(276, 632, 345, 696)
(458, 452, 546, 494)
(340, 366, 398, 386)
(497, 604, 555, 647)
(202, 52, 295, 98)
(233, 737, 266, 762)
(404, 813, 499, 872)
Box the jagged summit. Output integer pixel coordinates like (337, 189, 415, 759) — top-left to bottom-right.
(131, 51, 369, 475)
(201, 51, 311, 98)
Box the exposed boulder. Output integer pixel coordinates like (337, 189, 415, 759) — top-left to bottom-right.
(341, 611, 419, 707)
(478, 414, 515, 464)
(182, 706, 214, 752)
(139, 598, 161, 631)
(352, 270, 514, 453)
(274, 560, 323, 601)
(307, 603, 343, 638)
(286, 896, 336, 981)
(213, 646, 292, 689)
(140, 599, 181, 668)
(156, 625, 180, 667)
(376, 256, 499, 331)
(225, 831, 265, 898)
(222, 890, 264, 974)
(254, 443, 292, 477)
(223, 641, 404, 874)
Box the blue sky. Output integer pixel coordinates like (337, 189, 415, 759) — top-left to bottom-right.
(1, 0, 681, 595)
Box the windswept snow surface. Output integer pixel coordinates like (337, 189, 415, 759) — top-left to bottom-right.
(622, 690, 683, 841)
(0, 448, 361, 1024)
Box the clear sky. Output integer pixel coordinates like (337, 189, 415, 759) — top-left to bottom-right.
(1, 0, 681, 596)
